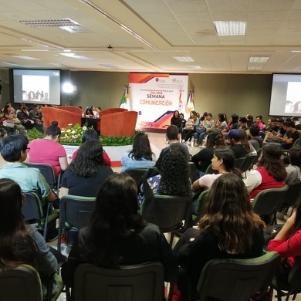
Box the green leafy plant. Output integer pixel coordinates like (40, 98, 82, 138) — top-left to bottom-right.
(26, 128, 44, 140)
(59, 123, 134, 146)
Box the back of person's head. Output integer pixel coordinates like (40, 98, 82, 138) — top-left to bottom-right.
(289, 147, 301, 168)
(206, 130, 225, 148)
(199, 173, 264, 253)
(259, 144, 287, 181)
(85, 173, 144, 266)
(166, 125, 179, 141)
(284, 120, 296, 129)
(159, 143, 191, 196)
(228, 129, 242, 142)
(250, 125, 260, 137)
(82, 128, 99, 143)
(69, 140, 104, 177)
(0, 179, 24, 235)
(0, 134, 28, 162)
(239, 117, 247, 124)
(0, 179, 35, 263)
(214, 148, 238, 174)
(218, 113, 226, 122)
(231, 114, 239, 123)
(129, 132, 152, 161)
(45, 121, 61, 137)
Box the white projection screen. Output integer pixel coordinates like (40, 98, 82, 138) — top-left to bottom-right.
(13, 69, 61, 105)
(270, 74, 301, 116)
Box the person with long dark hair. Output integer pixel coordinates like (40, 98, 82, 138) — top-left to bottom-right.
(27, 120, 68, 176)
(59, 140, 113, 197)
(244, 143, 287, 199)
(121, 132, 155, 172)
(176, 173, 264, 300)
(61, 173, 176, 290)
(171, 110, 182, 129)
(191, 130, 225, 173)
(71, 128, 111, 166)
(192, 148, 239, 191)
(0, 178, 59, 296)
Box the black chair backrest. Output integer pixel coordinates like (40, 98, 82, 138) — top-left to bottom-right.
(241, 154, 257, 172)
(0, 264, 42, 301)
(125, 168, 149, 187)
(234, 157, 246, 170)
(73, 263, 164, 301)
(142, 194, 191, 232)
(22, 192, 43, 223)
(252, 186, 288, 219)
(285, 181, 301, 208)
(26, 163, 57, 189)
(197, 252, 280, 301)
(60, 195, 96, 229)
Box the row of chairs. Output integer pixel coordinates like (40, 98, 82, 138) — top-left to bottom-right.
(2, 252, 301, 301)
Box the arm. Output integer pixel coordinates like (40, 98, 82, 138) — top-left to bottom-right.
(192, 175, 211, 191)
(59, 156, 68, 171)
(268, 212, 301, 258)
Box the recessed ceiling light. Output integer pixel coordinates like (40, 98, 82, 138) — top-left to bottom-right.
(21, 49, 49, 52)
(249, 56, 269, 63)
(63, 49, 72, 52)
(12, 55, 39, 60)
(59, 52, 90, 60)
(214, 21, 246, 36)
(173, 56, 194, 62)
(248, 65, 263, 70)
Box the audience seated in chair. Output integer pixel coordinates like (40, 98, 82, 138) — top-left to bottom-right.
(227, 129, 250, 158)
(244, 144, 287, 199)
(0, 134, 57, 205)
(175, 173, 265, 300)
(27, 121, 68, 177)
(59, 140, 113, 198)
(140, 143, 191, 206)
(71, 129, 111, 166)
(0, 178, 60, 299)
(61, 173, 176, 291)
(121, 132, 156, 172)
(192, 148, 239, 192)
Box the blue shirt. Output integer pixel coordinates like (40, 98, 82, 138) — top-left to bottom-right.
(0, 162, 50, 199)
(121, 154, 155, 172)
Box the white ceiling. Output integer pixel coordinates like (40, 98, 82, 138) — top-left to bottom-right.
(1, 0, 301, 73)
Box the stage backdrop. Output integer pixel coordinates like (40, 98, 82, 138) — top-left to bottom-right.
(128, 73, 188, 131)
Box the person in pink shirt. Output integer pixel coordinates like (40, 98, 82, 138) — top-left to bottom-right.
(71, 129, 111, 166)
(27, 121, 68, 176)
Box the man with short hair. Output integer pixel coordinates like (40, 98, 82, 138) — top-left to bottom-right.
(0, 134, 56, 204)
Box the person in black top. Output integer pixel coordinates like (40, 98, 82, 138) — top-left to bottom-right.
(228, 129, 249, 158)
(171, 110, 182, 129)
(191, 130, 225, 173)
(59, 140, 113, 197)
(175, 173, 265, 300)
(61, 173, 176, 291)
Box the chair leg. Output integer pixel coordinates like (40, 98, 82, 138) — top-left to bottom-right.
(276, 289, 283, 301)
(285, 291, 291, 301)
(292, 293, 297, 300)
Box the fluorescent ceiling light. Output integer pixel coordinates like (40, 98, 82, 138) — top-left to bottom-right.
(21, 49, 49, 52)
(63, 49, 72, 52)
(214, 21, 246, 36)
(59, 26, 79, 33)
(12, 55, 39, 60)
(248, 65, 262, 70)
(291, 50, 301, 53)
(173, 56, 194, 62)
(60, 52, 90, 60)
(249, 56, 269, 63)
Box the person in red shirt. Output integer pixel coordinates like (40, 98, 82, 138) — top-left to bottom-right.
(268, 199, 301, 285)
(244, 144, 287, 199)
(71, 129, 111, 166)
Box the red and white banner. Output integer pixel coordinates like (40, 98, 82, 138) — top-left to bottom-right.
(128, 73, 188, 130)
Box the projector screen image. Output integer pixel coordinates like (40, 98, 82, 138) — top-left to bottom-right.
(270, 74, 301, 116)
(13, 69, 60, 105)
